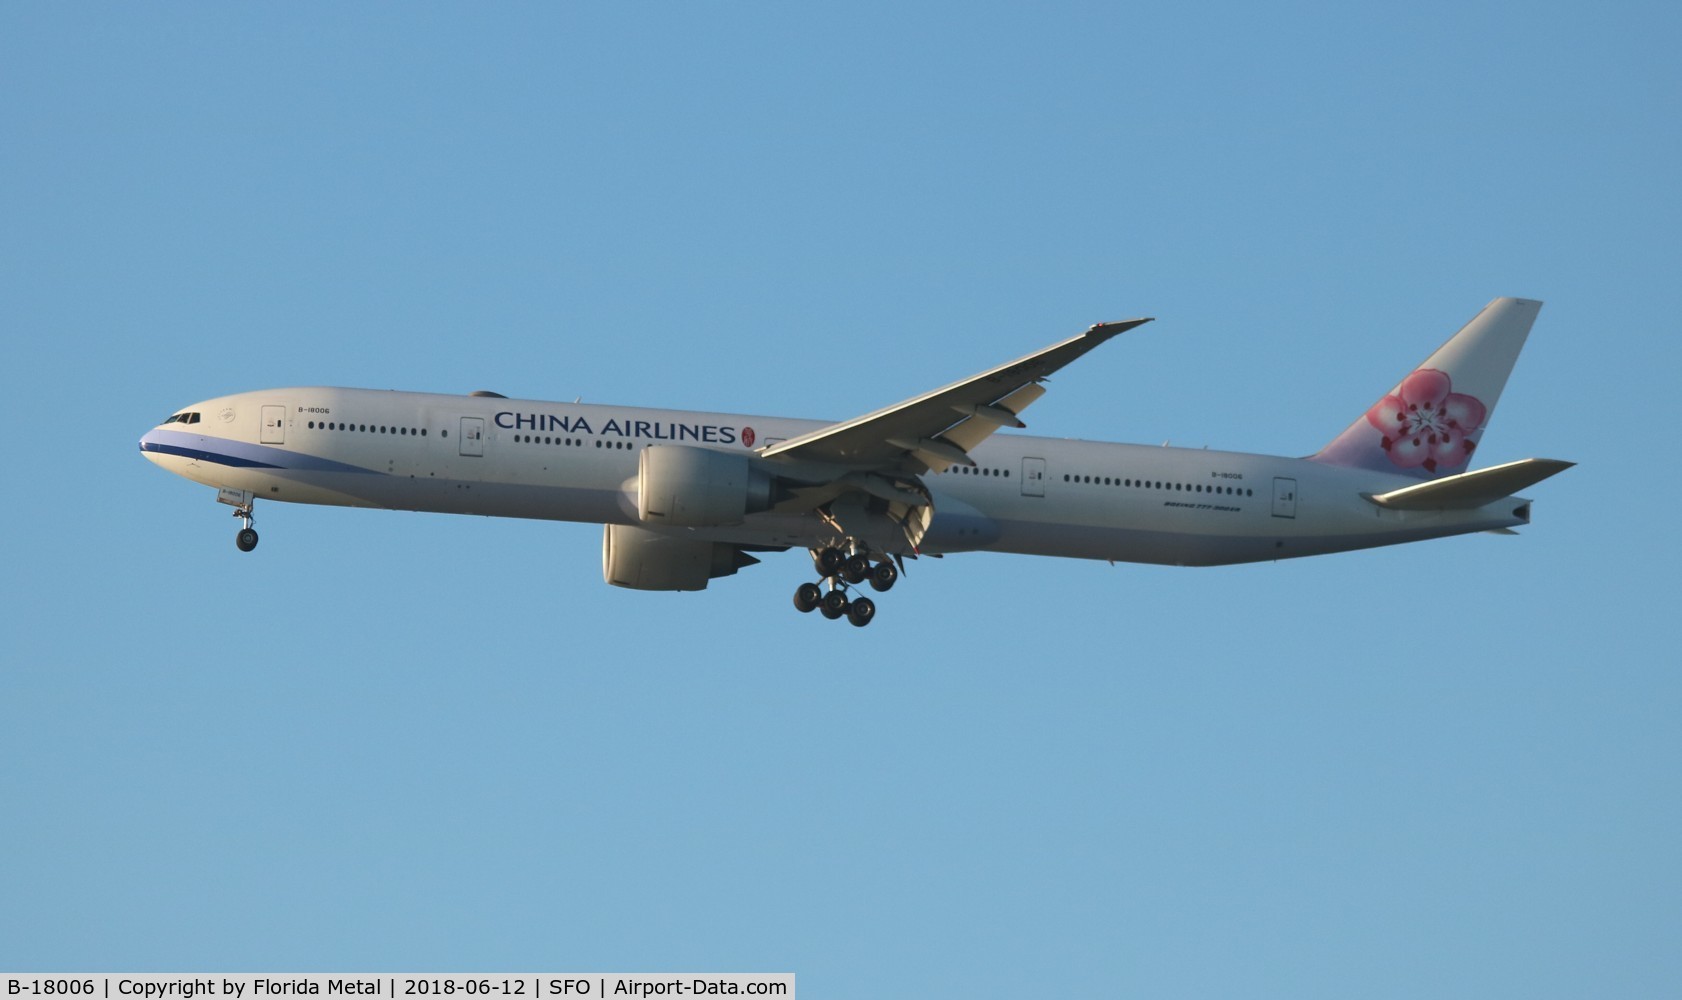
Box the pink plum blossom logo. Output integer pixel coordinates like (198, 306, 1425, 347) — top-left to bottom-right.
(1365, 369, 1487, 473)
(741, 426, 756, 448)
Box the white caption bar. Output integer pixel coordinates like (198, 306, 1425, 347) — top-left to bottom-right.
(3, 976, 793, 1000)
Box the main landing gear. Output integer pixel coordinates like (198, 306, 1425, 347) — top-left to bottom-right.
(791, 545, 899, 628)
(233, 502, 259, 552)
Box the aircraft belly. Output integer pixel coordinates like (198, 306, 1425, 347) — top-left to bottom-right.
(988, 510, 1521, 566)
(237, 467, 626, 523)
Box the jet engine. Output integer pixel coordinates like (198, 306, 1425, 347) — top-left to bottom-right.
(602, 523, 759, 591)
(637, 445, 777, 527)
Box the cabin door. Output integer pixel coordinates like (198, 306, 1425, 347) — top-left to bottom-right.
(260, 405, 286, 444)
(1272, 477, 1297, 518)
(1021, 457, 1046, 497)
(459, 417, 485, 457)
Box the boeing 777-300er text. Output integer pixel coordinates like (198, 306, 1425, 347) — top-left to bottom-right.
(141, 297, 1571, 627)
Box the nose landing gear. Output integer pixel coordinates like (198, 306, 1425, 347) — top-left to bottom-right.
(791, 545, 896, 627)
(232, 502, 259, 552)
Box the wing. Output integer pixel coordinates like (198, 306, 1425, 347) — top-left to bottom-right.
(760, 318, 1152, 473)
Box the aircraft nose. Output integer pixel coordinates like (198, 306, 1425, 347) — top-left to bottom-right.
(141, 407, 205, 466)
(139, 428, 166, 466)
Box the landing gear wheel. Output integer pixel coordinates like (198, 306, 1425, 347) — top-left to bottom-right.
(793, 582, 822, 613)
(817, 546, 846, 576)
(846, 596, 876, 627)
(868, 561, 898, 592)
(235, 527, 259, 552)
(819, 589, 849, 620)
(842, 554, 870, 584)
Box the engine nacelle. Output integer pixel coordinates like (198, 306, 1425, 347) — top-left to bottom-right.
(637, 444, 774, 527)
(602, 524, 758, 591)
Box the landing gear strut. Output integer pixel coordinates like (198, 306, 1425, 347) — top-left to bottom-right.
(232, 502, 259, 552)
(791, 544, 894, 627)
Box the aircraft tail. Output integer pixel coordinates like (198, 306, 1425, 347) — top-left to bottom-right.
(1310, 297, 1543, 479)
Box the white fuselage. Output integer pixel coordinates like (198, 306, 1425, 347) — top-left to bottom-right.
(139, 387, 1530, 566)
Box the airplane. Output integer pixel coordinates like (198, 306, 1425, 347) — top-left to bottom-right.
(139, 297, 1571, 627)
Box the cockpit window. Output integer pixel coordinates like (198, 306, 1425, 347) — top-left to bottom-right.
(162, 412, 201, 425)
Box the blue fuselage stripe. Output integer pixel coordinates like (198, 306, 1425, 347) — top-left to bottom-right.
(140, 441, 284, 469)
(137, 429, 380, 475)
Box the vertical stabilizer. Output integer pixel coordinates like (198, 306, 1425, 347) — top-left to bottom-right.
(1310, 297, 1542, 479)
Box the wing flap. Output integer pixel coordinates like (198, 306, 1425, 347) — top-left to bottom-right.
(1366, 458, 1574, 510)
(938, 383, 1047, 458)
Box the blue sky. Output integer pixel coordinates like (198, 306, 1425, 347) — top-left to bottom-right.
(3, 3, 1678, 995)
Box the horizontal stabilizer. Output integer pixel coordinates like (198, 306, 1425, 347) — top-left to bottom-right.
(1366, 458, 1574, 510)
